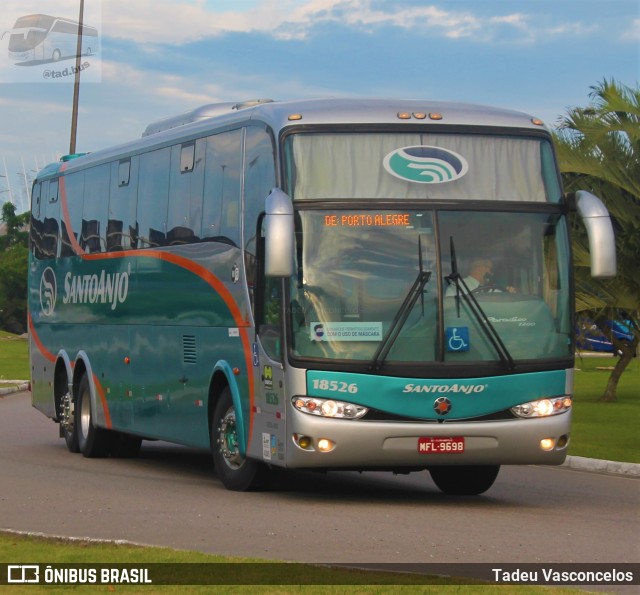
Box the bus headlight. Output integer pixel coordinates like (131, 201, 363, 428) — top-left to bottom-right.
(293, 397, 368, 419)
(511, 396, 572, 418)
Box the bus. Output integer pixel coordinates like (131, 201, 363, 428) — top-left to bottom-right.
(7, 13, 97, 64)
(28, 98, 616, 495)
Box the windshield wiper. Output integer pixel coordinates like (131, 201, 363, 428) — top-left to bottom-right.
(444, 236, 515, 370)
(370, 236, 432, 372)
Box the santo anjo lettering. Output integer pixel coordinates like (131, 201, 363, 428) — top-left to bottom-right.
(403, 383, 486, 394)
(63, 267, 131, 310)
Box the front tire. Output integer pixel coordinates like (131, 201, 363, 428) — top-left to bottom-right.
(211, 387, 269, 491)
(76, 373, 111, 458)
(429, 465, 500, 495)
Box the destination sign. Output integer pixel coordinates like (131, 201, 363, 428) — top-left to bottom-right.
(324, 213, 411, 227)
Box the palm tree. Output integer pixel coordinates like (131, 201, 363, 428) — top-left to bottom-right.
(554, 79, 639, 401)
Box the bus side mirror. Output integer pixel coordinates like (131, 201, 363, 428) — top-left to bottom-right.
(263, 188, 294, 277)
(575, 190, 617, 278)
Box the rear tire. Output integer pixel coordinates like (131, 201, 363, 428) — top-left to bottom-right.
(429, 465, 500, 495)
(59, 387, 79, 453)
(76, 373, 111, 458)
(211, 387, 269, 491)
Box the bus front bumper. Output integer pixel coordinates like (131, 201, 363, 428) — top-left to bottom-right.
(285, 410, 571, 469)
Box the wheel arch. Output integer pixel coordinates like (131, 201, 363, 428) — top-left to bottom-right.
(208, 361, 247, 457)
(53, 351, 73, 421)
(72, 352, 108, 430)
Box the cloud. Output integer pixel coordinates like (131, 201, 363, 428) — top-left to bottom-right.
(98, 0, 539, 44)
(621, 18, 640, 41)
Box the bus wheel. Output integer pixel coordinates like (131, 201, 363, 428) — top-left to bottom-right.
(59, 389, 79, 453)
(75, 373, 111, 458)
(211, 387, 269, 491)
(429, 465, 500, 495)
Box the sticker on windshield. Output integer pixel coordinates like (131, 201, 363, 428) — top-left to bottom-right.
(383, 146, 468, 184)
(310, 322, 383, 342)
(446, 326, 470, 352)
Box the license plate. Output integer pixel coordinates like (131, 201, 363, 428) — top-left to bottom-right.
(418, 436, 465, 454)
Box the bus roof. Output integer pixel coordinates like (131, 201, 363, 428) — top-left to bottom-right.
(38, 98, 549, 180)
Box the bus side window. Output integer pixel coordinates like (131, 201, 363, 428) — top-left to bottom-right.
(32, 180, 59, 258)
(167, 140, 204, 246)
(42, 179, 60, 258)
(138, 148, 170, 248)
(243, 126, 276, 315)
(60, 173, 84, 257)
(109, 157, 138, 251)
(81, 164, 110, 253)
(30, 182, 44, 259)
(202, 129, 242, 246)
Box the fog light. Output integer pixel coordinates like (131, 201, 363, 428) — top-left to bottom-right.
(540, 438, 556, 451)
(294, 434, 312, 450)
(317, 438, 335, 452)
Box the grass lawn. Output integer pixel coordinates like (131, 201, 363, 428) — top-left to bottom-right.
(0, 331, 29, 382)
(570, 353, 640, 463)
(0, 532, 584, 593)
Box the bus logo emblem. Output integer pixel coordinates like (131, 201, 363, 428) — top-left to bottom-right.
(434, 397, 452, 416)
(40, 267, 57, 316)
(383, 145, 468, 184)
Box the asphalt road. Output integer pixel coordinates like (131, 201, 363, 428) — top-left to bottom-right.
(1, 391, 638, 567)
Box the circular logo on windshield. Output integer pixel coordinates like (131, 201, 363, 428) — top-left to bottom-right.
(383, 145, 468, 184)
(40, 267, 57, 316)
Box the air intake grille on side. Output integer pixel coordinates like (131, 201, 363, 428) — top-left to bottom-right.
(183, 335, 197, 364)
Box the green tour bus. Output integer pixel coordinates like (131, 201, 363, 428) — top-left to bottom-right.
(28, 98, 616, 495)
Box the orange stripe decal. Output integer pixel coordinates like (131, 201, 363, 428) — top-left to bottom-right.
(28, 312, 56, 363)
(83, 250, 256, 446)
(92, 373, 112, 429)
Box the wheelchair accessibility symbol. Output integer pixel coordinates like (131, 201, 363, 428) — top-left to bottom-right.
(446, 326, 470, 352)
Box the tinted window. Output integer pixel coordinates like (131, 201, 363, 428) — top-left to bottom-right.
(30, 182, 44, 259)
(109, 157, 139, 251)
(167, 140, 205, 245)
(41, 179, 59, 258)
(81, 164, 110, 253)
(138, 148, 170, 248)
(202, 129, 243, 246)
(243, 126, 276, 312)
(244, 127, 276, 256)
(60, 173, 84, 257)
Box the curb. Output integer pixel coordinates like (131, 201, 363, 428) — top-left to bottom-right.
(563, 455, 640, 477)
(2, 386, 638, 477)
(0, 382, 29, 396)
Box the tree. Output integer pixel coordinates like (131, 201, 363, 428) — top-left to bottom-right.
(0, 202, 29, 250)
(554, 79, 640, 401)
(0, 202, 29, 334)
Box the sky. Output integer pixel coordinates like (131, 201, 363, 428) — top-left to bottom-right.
(0, 0, 637, 214)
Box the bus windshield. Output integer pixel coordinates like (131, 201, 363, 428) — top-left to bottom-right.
(285, 132, 562, 203)
(9, 23, 50, 52)
(288, 209, 572, 366)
